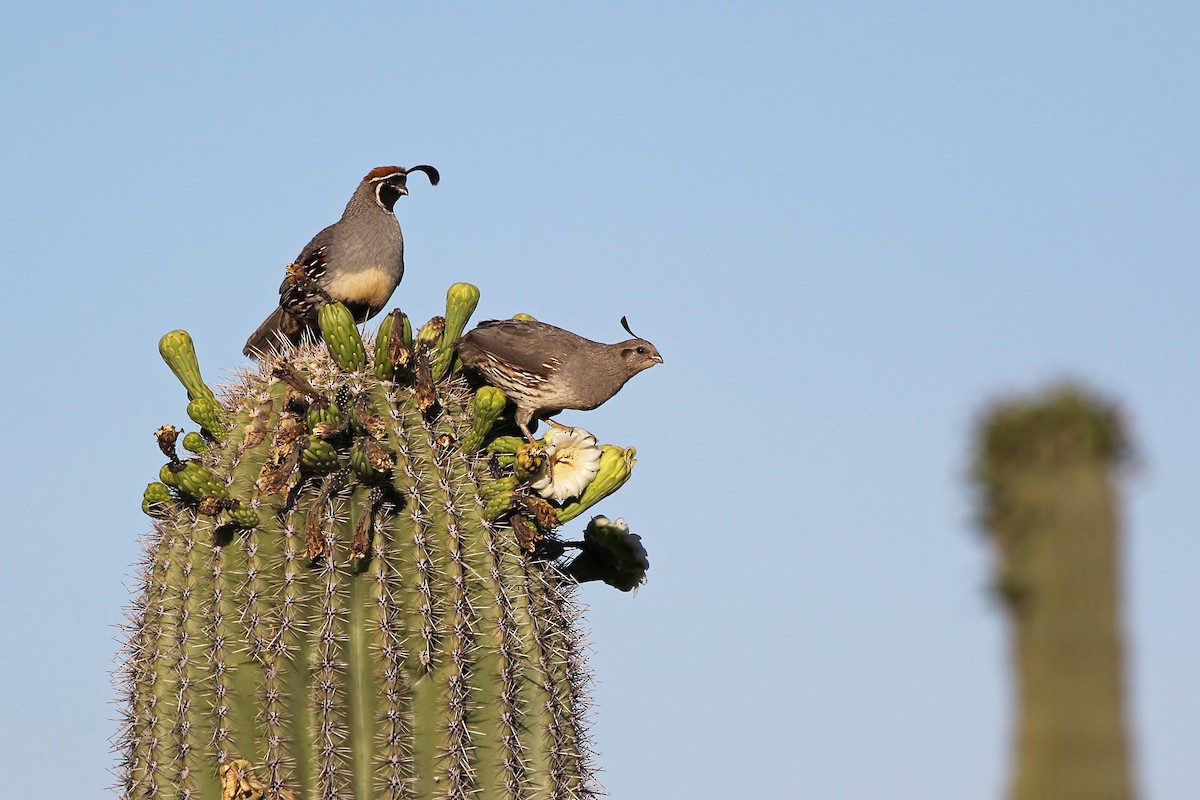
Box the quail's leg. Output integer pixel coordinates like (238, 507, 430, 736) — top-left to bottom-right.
(516, 409, 537, 442)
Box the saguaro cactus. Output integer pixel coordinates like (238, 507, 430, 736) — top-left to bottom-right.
(973, 386, 1136, 800)
(118, 284, 650, 800)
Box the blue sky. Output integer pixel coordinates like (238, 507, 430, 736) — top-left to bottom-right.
(1, 3, 1196, 798)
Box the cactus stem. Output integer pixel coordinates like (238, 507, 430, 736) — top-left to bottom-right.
(348, 490, 381, 800)
(128, 309, 624, 799)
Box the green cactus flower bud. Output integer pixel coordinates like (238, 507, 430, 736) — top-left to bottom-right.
(186, 397, 228, 442)
(307, 399, 343, 431)
(318, 302, 367, 372)
(300, 437, 341, 472)
(181, 431, 207, 455)
(225, 502, 260, 528)
(169, 460, 228, 500)
(433, 282, 480, 380)
(483, 489, 518, 521)
(486, 435, 525, 455)
(159, 330, 229, 439)
(350, 437, 394, 481)
(461, 386, 509, 452)
(480, 475, 520, 503)
(158, 463, 178, 487)
(373, 311, 398, 380)
(554, 444, 636, 523)
(158, 330, 217, 404)
(565, 515, 649, 592)
(141, 482, 173, 517)
(512, 312, 537, 321)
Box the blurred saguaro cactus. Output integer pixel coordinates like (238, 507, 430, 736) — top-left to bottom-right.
(973, 386, 1136, 800)
(118, 284, 650, 800)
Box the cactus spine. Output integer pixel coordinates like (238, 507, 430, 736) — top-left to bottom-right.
(973, 386, 1136, 800)
(120, 285, 649, 800)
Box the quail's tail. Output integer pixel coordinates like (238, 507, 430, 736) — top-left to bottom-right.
(243, 306, 302, 358)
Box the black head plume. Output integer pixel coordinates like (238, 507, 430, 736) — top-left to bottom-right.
(620, 316, 638, 338)
(404, 165, 440, 186)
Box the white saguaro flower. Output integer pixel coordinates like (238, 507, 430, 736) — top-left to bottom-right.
(530, 426, 603, 503)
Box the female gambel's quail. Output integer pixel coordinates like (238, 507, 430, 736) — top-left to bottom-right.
(456, 317, 664, 440)
(244, 165, 440, 357)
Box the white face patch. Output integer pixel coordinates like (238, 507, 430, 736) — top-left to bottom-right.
(324, 268, 397, 311)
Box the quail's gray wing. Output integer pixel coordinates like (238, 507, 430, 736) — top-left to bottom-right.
(278, 224, 338, 295)
(459, 320, 566, 376)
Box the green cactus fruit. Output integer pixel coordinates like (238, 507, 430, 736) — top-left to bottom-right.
(182, 431, 208, 455)
(122, 292, 650, 800)
(142, 482, 174, 518)
(512, 313, 537, 321)
(461, 386, 509, 452)
(299, 437, 340, 472)
(554, 445, 636, 524)
(564, 516, 650, 592)
(318, 302, 367, 372)
(432, 282, 480, 381)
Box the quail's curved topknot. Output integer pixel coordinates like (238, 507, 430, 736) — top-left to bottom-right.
(362, 164, 440, 185)
(403, 164, 440, 186)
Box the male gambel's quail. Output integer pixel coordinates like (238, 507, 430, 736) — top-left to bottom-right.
(456, 317, 663, 440)
(244, 165, 439, 357)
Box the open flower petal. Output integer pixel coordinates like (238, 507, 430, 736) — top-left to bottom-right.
(530, 426, 602, 503)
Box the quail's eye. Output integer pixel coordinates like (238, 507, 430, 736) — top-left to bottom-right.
(635, 346, 647, 355)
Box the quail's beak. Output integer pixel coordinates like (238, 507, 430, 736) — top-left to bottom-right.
(650, 353, 664, 364)
(397, 184, 409, 197)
